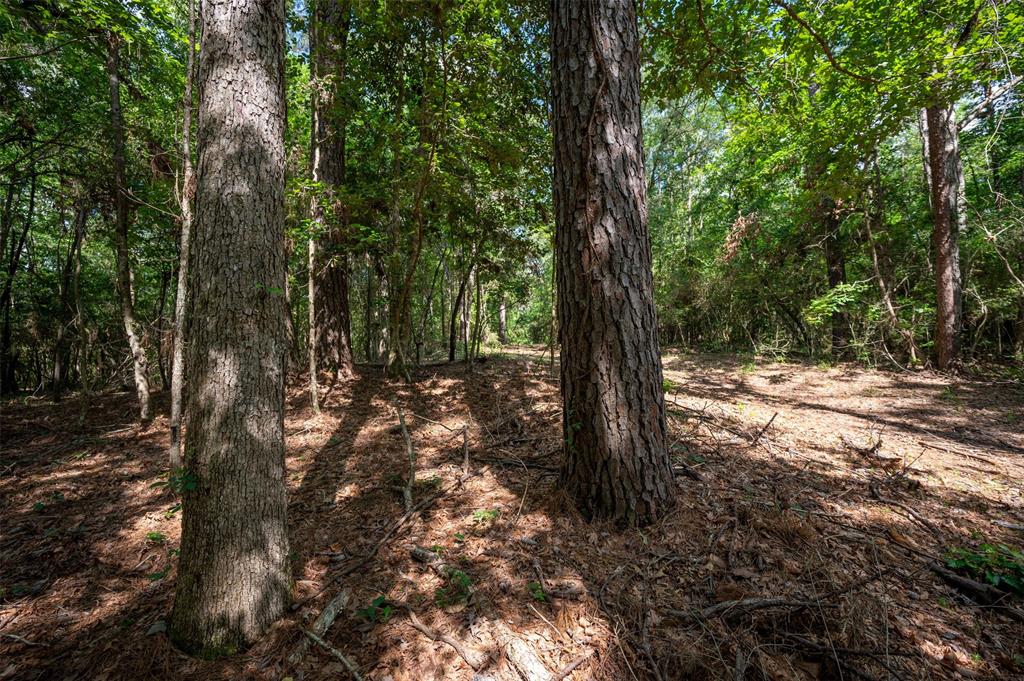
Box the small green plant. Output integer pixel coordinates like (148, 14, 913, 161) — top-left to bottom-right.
(435, 568, 472, 607)
(938, 385, 960, 403)
(662, 377, 677, 392)
(453, 532, 466, 544)
(152, 468, 198, 494)
(355, 595, 394, 623)
(945, 543, 1024, 596)
(163, 502, 182, 519)
(146, 531, 167, 545)
(472, 509, 500, 524)
(740, 361, 757, 374)
(32, 501, 45, 512)
(527, 581, 547, 602)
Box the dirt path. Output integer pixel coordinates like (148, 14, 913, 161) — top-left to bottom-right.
(2, 352, 1022, 680)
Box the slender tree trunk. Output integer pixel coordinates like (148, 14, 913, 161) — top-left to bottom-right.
(0, 171, 33, 394)
(364, 253, 376, 362)
(461, 267, 471, 361)
(820, 198, 850, 358)
(309, 0, 354, 381)
(155, 268, 171, 390)
(498, 294, 508, 344)
(169, 0, 198, 467)
(53, 202, 86, 400)
(448, 265, 470, 362)
(106, 33, 152, 422)
(926, 102, 963, 370)
(551, 0, 674, 526)
(170, 0, 290, 656)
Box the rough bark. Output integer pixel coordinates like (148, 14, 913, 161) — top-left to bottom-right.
(551, 0, 675, 526)
(926, 103, 963, 370)
(170, 0, 198, 468)
(448, 265, 471, 362)
(309, 0, 354, 381)
(498, 295, 508, 344)
(169, 0, 290, 657)
(106, 33, 152, 422)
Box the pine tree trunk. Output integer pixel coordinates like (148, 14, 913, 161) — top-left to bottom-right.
(169, 0, 197, 468)
(106, 34, 152, 422)
(926, 103, 963, 370)
(551, 0, 674, 527)
(309, 0, 354, 381)
(169, 0, 290, 656)
(53, 203, 87, 400)
(1, 171, 34, 395)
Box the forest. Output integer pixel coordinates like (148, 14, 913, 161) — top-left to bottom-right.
(1, 0, 1023, 679)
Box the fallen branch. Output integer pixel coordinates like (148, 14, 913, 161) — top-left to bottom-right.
(552, 650, 594, 681)
(929, 561, 1024, 622)
(288, 589, 349, 664)
(301, 627, 362, 680)
(841, 433, 882, 456)
(291, 466, 484, 611)
(392, 602, 488, 670)
(668, 597, 838, 621)
(1, 632, 49, 647)
(751, 412, 778, 446)
(397, 405, 415, 512)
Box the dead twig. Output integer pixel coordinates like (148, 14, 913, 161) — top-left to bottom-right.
(750, 411, 777, 446)
(397, 405, 415, 512)
(288, 590, 349, 664)
(300, 628, 362, 679)
(668, 597, 838, 621)
(552, 650, 594, 681)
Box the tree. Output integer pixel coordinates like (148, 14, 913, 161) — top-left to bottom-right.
(308, 0, 354, 391)
(106, 33, 152, 423)
(550, 0, 675, 526)
(169, 0, 197, 467)
(169, 0, 290, 656)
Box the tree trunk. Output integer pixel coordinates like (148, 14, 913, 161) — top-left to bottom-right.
(551, 0, 674, 526)
(0, 171, 33, 394)
(926, 103, 963, 370)
(448, 265, 471, 362)
(169, 0, 290, 656)
(53, 203, 87, 400)
(170, 0, 198, 468)
(498, 295, 508, 344)
(106, 33, 152, 422)
(309, 0, 354, 381)
(820, 198, 850, 358)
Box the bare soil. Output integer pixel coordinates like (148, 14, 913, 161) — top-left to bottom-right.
(2, 349, 1023, 680)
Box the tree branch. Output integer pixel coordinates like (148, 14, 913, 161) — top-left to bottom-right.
(773, 0, 881, 85)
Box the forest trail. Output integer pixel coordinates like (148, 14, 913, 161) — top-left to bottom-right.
(2, 352, 1023, 680)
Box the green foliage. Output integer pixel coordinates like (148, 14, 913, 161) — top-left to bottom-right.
(527, 580, 547, 603)
(355, 595, 394, 623)
(803, 282, 870, 328)
(145, 531, 167, 545)
(435, 568, 472, 608)
(945, 543, 1024, 596)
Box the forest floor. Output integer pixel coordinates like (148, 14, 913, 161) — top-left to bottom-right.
(2, 348, 1024, 681)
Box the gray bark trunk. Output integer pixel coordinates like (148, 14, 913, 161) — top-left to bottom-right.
(926, 103, 963, 370)
(551, 0, 674, 526)
(170, 0, 198, 467)
(106, 33, 152, 422)
(169, 0, 290, 656)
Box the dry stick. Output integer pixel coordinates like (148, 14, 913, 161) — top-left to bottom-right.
(1, 632, 49, 647)
(291, 467, 483, 611)
(668, 597, 838, 621)
(461, 425, 470, 476)
(393, 602, 488, 670)
(288, 589, 350, 664)
(552, 650, 594, 681)
(301, 627, 363, 680)
(750, 411, 778, 446)
(397, 405, 415, 512)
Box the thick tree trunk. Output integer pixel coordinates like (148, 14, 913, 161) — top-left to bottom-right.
(169, 0, 198, 468)
(551, 0, 674, 526)
(169, 0, 290, 657)
(106, 34, 152, 422)
(926, 103, 963, 370)
(309, 0, 354, 381)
